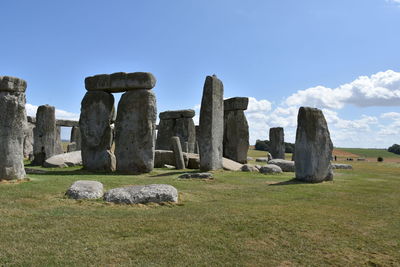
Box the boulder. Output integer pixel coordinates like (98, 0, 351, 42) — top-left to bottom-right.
(222, 157, 243, 171)
(0, 76, 27, 92)
(179, 173, 213, 179)
(199, 75, 224, 171)
(115, 89, 157, 174)
(104, 184, 178, 204)
(259, 164, 283, 174)
(269, 127, 285, 159)
(241, 164, 259, 172)
(66, 180, 103, 199)
(85, 72, 156, 93)
(294, 107, 333, 182)
(268, 159, 295, 172)
(43, 151, 82, 168)
(332, 163, 353, 170)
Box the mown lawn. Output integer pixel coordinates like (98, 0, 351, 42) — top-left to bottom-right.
(0, 160, 399, 266)
(337, 147, 400, 159)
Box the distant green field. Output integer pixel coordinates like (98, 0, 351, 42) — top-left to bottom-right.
(337, 148, 400, 158)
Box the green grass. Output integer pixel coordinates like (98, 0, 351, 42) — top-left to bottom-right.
(337, 147, 400, 158)
(0, 161, 399, 266)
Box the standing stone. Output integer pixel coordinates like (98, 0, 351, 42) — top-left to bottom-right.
(156, 109, 196, 153)
(70, 126, 81, 151)
(79, 91, 116, 172)
(269, 127, 285, 159)
(199, 75, 224, 171)
(295, 107, 333, 183)
(55, 126, 64, 154)
(171, 136, 185, 169)
(115, 89, 157, 174)
(32, 105, 59, 165)
(23, 122, 35, 158)
(0, 76, 27, 180)
(223, 97, 249, 164)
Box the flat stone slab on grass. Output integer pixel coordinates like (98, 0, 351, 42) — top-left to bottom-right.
(268, 159, 295, 172)
(104, 184, 178, 204)
(259, 164, 283, 174)
(332, 163, 353, 169)
(43, 151, 82, 168)
(66, 180, 103, 199)
(256, 157, 268, 162)
(241, 164, 259, 172)
(179, 173, 213, 179)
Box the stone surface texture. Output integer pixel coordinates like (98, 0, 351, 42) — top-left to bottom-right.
(43, 151, 82, 168)
(0, 89, 27, 180)
(80, 91, 116, 172)
(295, 107, 333, 183)
(199, 75, 224, 171)
(85, 72, 156, 93)
(269, 127, 285, 159)
(241, 164, 259, 172)
(268, 159, 295, 172)
(259, 164, 283, 174)
(66, 180, 103, 199)
(179, 173, 213, 179)
(171, 136, 185, 169)
(223, 97, 249, 164)
(154, 150, 189, 168)
(332, 163, 352, 169)
(104, 184, 178, 204)
(23, 122, 35, 158)
(70, 126, 81, 151)
(115, 89, 157, 174)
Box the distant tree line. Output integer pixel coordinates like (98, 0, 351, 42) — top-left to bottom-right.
(254, 139, 295, 153)
(388, 144, 400, 155)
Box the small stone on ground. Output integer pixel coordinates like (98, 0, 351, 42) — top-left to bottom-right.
(66, 180, 103, 199)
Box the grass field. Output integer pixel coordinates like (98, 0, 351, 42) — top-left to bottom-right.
(0, 155, 399, 265)
(336, 148, 400, 159)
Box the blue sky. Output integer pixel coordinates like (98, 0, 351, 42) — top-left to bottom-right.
(1, 0, 399, 148)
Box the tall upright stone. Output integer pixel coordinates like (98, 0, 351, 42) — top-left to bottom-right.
(23, 122, 35, 159)
(199, 75, 224, 171)
(70, 126, 81, 150)
(115, 89, 157, 174)
(223, 97, 249, 164)
(32, 105, 59, 165)
(269, 127, 285, 159)
(0, 76, 27, 180)
(171, 136, 185, 169)
(80, 91, 116, 172)
(156, 109, 196, 153)
(295, 107, 333, 183)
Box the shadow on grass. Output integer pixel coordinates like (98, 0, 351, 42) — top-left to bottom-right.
(268, 178, 308, 186)
(149, 170, 200, 177)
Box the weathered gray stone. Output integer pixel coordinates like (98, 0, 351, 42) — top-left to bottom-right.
(259, 164, 283, 174)
(154, 150, 189, 168)
(332, 163, 352, 169)
(85, 72, 156, 93)
(115, 89, 157, 174)
(56, 119, 79, 127)
(223, 108, 249, 164)
(66, 180, 103, 199)
(268, 159, 295, 172)
(224, 97, 249, 111)
(199, 75, 224, 171)
(23, 122, 35, 158)
(171, 136, 185, 170)
(222, 157, 243, 171)
(159, 109, 195, 120)
(269, 127, 285, 159)
(256, 157, 269, 162)
(241, 164, 259, 172)
(80, 91, 116, 172)
(0, 76, 27, 92)
(32, 105, 60, 165)
(187, 156, 200, 169)
(179, 173, 213, 179)
(295, 107, 333, 183)
(55, 126, 64, 154)
(43, 151, 82, 168)
(0, 90, 27, 180)
(104, 184, 178, 204)
(70, 126, 81, 151)
(27, 116, 36, 124)
(67, 142, 77, 153)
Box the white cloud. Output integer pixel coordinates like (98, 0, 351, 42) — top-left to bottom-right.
(26, 103, 79, 121)
(387, 0, 400, 4)
(285, 70, 400, 109)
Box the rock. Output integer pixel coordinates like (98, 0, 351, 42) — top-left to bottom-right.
(224, 97, 249, 111)
(294, 107, 333, 183)
(154, 150, 189, 168)
(268, 159, 295, 172)
(115, 89, 157, 174)
(0, 76, 27, 92)
(179, 173, 213, 179)
(171, 136, 185, 169)
(259, 164, 283, 174)
(269, 127, 285, 159)
(256, 158, 268, 162)
(55, 126, 64, 155)
(332, 163, 353, 169)
(0, 89, 27, 180)
(222, 157, 243, 171)
(199, 75, 224, 171)
(241, 164, 259, 172)
(56, 119, 79, 127)
(66, 180, 103, 199)
(159, 109, 195, 120)
(70, 126, 81, 151)
(85, 72, 156, 93)
(27, 116, 36, 124)
(67, 142, 77, 153)
(104, 184, 178, 204)
(267, 152, 273, 161)
(23, 122, 35, 158)
(32, 105, 60, 165)
(223, 98, 249, 164)
(80, 91, 116, 172)
(43, 151, 82, 168)
(187, 157, 200, 169)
